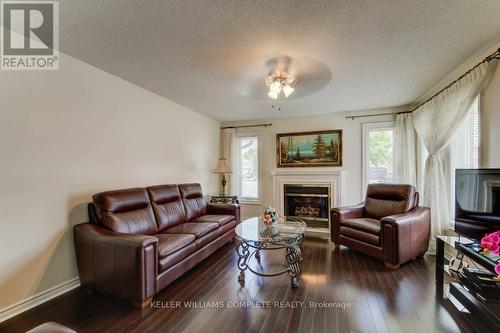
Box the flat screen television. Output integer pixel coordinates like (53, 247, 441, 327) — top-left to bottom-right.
(455, 169, 500, 241)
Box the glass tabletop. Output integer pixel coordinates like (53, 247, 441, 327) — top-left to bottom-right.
(235, 216, 306, 242)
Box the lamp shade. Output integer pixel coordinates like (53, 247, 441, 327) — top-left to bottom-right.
(213, 158, 233, 173)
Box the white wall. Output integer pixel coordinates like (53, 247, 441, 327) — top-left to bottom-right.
(0, 53, 220, 310)
(224, 107, 404, 218)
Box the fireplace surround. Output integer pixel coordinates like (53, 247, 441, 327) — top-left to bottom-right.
(271, 170, 347, 234)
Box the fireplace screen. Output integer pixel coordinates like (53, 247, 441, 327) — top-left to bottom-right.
(284, 184, 331, 229)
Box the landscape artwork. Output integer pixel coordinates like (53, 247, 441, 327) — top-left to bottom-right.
(276, 130, 342, 167)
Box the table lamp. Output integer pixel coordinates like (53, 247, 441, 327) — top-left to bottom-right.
(213, 158, 233, 196)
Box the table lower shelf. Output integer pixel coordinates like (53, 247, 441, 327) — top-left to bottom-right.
(449, 282, 500, 329)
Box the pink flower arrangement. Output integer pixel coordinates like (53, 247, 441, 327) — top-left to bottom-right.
(480, 231, 500, 255)
(259, 206, 282, 225)
(479, 230, 500, 277)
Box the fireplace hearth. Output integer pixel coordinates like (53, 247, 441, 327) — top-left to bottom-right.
(284, 184, 331, 229)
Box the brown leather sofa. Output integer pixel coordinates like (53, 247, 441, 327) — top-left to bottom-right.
(74, 183, 240, 308)
(331, 184, 430, 269)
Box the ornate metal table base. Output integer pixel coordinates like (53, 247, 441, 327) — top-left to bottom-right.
(236, 236, 303, 288)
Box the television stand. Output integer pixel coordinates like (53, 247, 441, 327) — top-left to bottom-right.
(436, 236, 500, 331)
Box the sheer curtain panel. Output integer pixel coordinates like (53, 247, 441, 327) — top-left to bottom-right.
(395, 113, 417, 187)
(412, 62, 496, 253)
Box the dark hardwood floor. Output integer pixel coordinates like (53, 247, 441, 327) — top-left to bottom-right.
(0, 236, 473, 333)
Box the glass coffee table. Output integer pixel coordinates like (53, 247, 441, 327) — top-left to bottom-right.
(235, 216, 306, 288)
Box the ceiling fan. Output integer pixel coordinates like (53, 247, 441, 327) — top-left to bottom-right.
(265, 71, 296, 100)
(233, 55, 332, 107)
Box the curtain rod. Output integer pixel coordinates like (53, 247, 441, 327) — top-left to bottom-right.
(221, 123, 272, 129)
(346, 48, 500, 120)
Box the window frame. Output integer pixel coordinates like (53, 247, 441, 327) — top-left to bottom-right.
(235, 133, 261, 204)
(362, 121, 396, 198)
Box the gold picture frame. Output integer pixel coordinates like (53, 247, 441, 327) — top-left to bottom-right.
(276, 130, 343, 167)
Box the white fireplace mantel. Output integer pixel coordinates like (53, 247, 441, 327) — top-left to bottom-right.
(271, 170, 347, 231)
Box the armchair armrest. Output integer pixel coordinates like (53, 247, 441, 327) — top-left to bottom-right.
(73, 223, 158, 306)
(207, 203, 241, 224)
(381, 206, 430, 266)
(330, 202, 365, 243)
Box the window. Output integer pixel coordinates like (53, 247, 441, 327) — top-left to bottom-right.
(236, 136, 260, 202)
(362, 122, 396, 196)
(447, 96, 480, 220)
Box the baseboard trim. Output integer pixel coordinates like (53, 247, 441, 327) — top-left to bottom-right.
(0, 277, 80, 323)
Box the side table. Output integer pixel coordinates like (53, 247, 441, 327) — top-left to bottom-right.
(436, 235, 500, 331)
(210, 195, 239, 204)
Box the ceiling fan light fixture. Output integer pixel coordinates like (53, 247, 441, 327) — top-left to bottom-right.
(265, 74, 296, 101)
(267, 90, 279, 99)
(282, 84, 295, 98)
(269, 81, 282, 94)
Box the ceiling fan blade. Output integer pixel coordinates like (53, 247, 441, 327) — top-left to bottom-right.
(233, 75, 267, 98)
(233, 55, 332, 99)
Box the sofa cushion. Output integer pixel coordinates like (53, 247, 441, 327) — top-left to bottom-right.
(179, 183, 207, 221)
(163, 222, 218, 238)
(92, 188, 158, 235)
(218, 220, 237, 236)
(191, 214, 234, 226)
(147, 185, 187, 230)
(158, 242, 197, 273)
(364, 184, 415, 220)
(341, 218, 380, 235)
(155, 233, 195, 258)
(194, 229, 219, 249)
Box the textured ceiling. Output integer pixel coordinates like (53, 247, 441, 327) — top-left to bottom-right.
(59, 1, 500, 121)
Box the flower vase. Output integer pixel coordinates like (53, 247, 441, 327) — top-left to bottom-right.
(271, 222, 279, 236)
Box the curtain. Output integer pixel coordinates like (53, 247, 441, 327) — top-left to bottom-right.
(444, 98, 480, 221)
(221, 128, 236, 195)
(412, 61, 496, 253)
(394, 113, 417, 186)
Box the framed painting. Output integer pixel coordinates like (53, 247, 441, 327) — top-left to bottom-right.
(276, 130, 342, 167)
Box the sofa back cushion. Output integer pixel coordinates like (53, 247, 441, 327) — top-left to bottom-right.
(92, 188, 158, 235)
(179, 183, 207, 221)
(147, 185, 187, 231)
(364, 184, 416, 220)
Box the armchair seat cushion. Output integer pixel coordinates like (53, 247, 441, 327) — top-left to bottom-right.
(156, 233, 195, 258)
(340, 227, 380, 246)
(163, 222, 218, 238)
(191, 214, 234, 226)
(341, 218, 380, 235)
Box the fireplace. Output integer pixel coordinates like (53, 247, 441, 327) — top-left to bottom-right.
(272, 170, 346, 234)
(284, 184, 331, 229)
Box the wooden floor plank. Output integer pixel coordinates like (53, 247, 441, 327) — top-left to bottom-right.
(0, 237, 472, 333)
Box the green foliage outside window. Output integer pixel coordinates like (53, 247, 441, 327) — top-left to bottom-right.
(368, 131, 392, 167)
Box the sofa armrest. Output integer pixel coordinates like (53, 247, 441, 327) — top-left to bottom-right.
(73, 223, 158, 306)
(207, 203, 241, 224)
(381, 206, 430, 265)
(330, 202, 365, 243)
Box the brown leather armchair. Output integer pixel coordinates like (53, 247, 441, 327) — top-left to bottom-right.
(331, 184, 430, 269)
